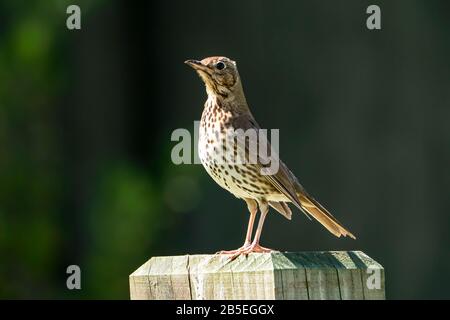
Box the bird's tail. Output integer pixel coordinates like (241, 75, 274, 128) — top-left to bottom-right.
(297, 190, 356, 239)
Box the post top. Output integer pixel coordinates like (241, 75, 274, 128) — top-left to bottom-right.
(131, 251, 383, 277)
(129, 251, 385, 300)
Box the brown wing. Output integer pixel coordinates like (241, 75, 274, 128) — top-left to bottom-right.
(296, 188, 356, 239)
(233, 113, 355, 239)
(269, 201, 292, 220)
(232, 114, 307, 213)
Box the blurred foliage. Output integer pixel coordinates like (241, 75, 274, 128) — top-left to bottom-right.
(0, 0, 67, 298)
(85, 164, 163, 298)
(0, 0, 191, 299)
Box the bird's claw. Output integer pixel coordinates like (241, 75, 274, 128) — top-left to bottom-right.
(215, 242, 252, 255)
(220, 243, 277, 262)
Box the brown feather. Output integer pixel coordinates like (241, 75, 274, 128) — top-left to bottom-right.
(233, 113, 354, 237)
(269, 201, 292, 220)
(298, 191, 356, 239)
(233, 113, 311, 219)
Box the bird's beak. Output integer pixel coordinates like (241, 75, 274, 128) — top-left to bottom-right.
(184, 59, 210, 72)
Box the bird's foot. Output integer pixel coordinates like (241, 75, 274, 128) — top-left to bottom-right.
(216, 242, 251, 255)
(227, 243, 276, 261)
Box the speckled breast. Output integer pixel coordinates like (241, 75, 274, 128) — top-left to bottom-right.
(198, 98, 275, 200)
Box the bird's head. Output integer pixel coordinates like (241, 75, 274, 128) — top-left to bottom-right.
(185, 56, 241, 97)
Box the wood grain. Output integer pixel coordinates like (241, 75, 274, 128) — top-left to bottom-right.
(129, 251, 385, 300)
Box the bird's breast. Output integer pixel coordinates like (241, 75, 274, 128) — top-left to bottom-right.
(198, 101, 277, 200)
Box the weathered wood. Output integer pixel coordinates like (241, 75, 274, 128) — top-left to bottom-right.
(129, 251, 385, 300)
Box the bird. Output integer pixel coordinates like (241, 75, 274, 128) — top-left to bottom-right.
(185, 56, 355, 259)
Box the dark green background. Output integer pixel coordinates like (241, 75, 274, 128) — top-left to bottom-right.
(0, 0, 449, 299)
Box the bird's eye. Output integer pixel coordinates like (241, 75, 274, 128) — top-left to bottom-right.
(215, 62, 226, 70)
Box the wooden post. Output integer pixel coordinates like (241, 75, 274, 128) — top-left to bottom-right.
(129, 251, 385, 300)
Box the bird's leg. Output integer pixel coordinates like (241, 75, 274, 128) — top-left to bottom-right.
(242, 199, 258, 247)
(217, 199, 257, 255)
(229, 200, 276, 260)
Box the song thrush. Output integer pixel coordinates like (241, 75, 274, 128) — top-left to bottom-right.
(185, 56, 355, 259)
